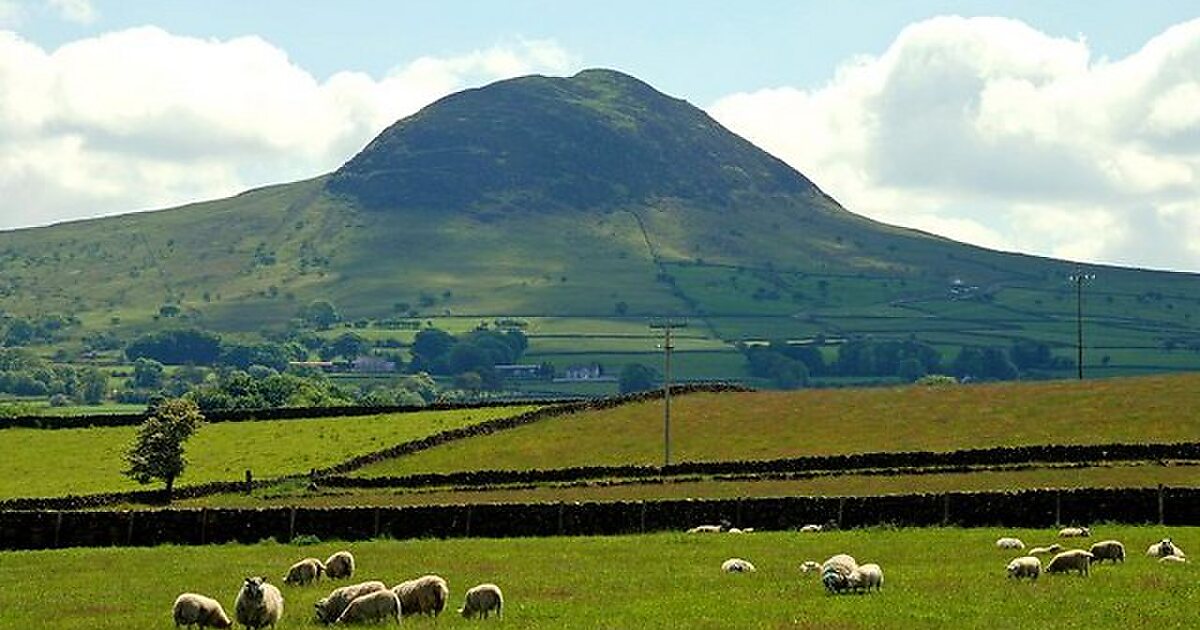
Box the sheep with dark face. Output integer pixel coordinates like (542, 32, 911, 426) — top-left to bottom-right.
(721, 558, 757, 573)
(172, 593, 233, 629)
(821, 554, 858, 594)
(314, 581, 387, 625)
(1089, 540, 1126, 564)
(459, 584, 503, 619)
(234, 577, 283, 629)
(1146, 538, 1186, 559)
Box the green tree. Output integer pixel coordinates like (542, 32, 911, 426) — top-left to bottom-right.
(301, 300, 341, 330)
(123, 398, 205, 501)
(619, 363, 659, 394)
(79, 367, 108, 404)
(133, 357, 165, 389)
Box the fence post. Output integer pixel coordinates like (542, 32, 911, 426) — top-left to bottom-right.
(1158, 484, 1165, 525)
(288, 508, 296, 542)
(199, 509, 207, 545)
(736, 498, 743, 529)
(244, 470, 253, 495)
(837, 498, 845, 529)
(557, 503, 565, 536)
(640, 502, 647, 534)
(942, 494, 950, 526)
(53, 512, 63, 548)
(126, 511, 135, 546)
(1055, 491, 1062, 528)
(464, 505, 472, 538)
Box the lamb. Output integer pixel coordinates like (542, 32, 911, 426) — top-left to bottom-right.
(1159, 555, 1188, 564)
(821, 554, 858, 594)
(459, 583, 504, 620)
(172, 593, 233, 629)
(392, 574, 450, 617)
(799, 524, 823, 533)
(314, 581, 387, 625)
(324, 551, 355, 580)
(1089, 540, 1126, 564)
(234, 577, 284, 629)
(721, 558, 757, 573)
(1045, 550, 1094, 576)
(283, 558, 325, 586)
(995, 537, 1025, 550)
(1146, 538, 1186, 559)
(848, 563, 883, 592)
(335, 589, 401, 625)
(1006, 556, 1041, 581)
(1058, 526, 1091, 538)
(1028, 544, 1063, 556)
(727, 527, 755, 534)
(800, 560, 821, 574)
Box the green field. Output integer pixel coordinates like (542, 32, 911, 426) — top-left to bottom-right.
(0, 406, 537, 499)
(0, 528, 1196, 628)
(352, 374, 1200, 477)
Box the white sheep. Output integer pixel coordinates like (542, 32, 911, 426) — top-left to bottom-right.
(172, 593, 233, 629)
(1146, 538, 1186, 559)
(392, 574, 450, 617)
(283, 558, 325, 586)
(1006, 556, 1041, 581)
(995, 537, 1025, 550)
(234, 577, 284, 629)
(821, 554, 858, 594)
(335, 589, 401, 625)
(1089, 540, 1126, 564)
(314, 581, 387, 625)
(1159, 555, 1188, 564)
(324, 551, 355, 580)
(1045, 550, 1094, 576)
(459, 583, 504, 619)
(1028, 544, 1063, 556)
(721, 558, 757, 573)
(799, 524, 823, 533)
(800, 560, 821, 574)
(1058, 526, 1091, 538)
(848, 563, 883, 592)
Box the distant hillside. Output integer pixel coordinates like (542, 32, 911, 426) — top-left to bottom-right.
(3, 68, 1200, 382)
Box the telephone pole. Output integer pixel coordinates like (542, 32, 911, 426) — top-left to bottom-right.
(1069, 268, 1095, 380)
(650, 320, 687, 466)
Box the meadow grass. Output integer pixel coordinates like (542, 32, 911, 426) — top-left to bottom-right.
(0, 527, 1195, 629)
(353, 374, 1200, 477)
(172, 461, 1200, 509)
(0, 406, 537, 499)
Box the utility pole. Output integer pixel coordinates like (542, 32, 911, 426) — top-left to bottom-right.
(650, 320, 687, 467)
(1069, 268, 1095, 380)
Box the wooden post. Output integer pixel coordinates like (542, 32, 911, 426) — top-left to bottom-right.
(199, 509, 207, 545)
(942, 494, 950, 526)
(464, 506, 472, 538)
(244, 470, 253, 495)
(557, 503, 565, 536)
(639, 502, 647, 534)
(53, 512, 63, 548)
(837, 498, 845, 529)
(288, 508, 296, 542)
(735, 498, 743, 529)
(1158, 484, 1165, 525)
(126, 511, 135, 546)
(1055, 491, 1062, 528)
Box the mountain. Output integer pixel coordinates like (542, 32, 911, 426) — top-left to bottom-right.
(2, 68, 1199, 381)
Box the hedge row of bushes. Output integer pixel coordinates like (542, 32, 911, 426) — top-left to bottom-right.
(3, 486, 1197, 551)
(332, 442, 1200, 489)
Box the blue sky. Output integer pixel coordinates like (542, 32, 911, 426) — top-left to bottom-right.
(3, 1, 1200, 271)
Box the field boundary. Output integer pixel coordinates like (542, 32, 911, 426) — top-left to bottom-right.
(1, 486, 1196, 551)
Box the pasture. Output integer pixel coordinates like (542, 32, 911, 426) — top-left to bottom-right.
(0, 528, 1194, 628)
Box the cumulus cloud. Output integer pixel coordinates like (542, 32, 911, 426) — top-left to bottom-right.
(710, 16, 1200, 271)
(0, 28, 575, 229)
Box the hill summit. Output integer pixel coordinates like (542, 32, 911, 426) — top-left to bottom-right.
(327, 68, 819, 211)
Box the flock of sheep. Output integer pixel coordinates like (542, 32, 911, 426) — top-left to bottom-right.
(171, 550, 503, 628)
(1002, 527, 1188, 581)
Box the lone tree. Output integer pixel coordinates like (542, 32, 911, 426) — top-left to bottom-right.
(123, 397, 205, 502)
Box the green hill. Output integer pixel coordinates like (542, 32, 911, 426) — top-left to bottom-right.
(3, 68, 1200, 381)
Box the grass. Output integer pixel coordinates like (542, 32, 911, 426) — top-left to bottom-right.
(0, 527, 1196, 628)
(352, 374, 1200, 477)
(0, 406, 537, 500)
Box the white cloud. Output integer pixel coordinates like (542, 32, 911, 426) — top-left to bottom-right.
(710, 16, 1200, 271)
(0, 28, 576, 229)
(46, 0, 95, 24)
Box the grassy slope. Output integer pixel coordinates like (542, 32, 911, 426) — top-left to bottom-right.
(0, 406, 536, 499)
(354, 374, 1200, 477)
(0, 528, 1197, 629)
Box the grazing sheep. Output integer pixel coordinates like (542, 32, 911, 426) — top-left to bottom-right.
(1058, 526, 1091, 538)
(234, 577, 284, 629)
(1089, 540, 1126, 564)
(800, 561, 821, 574)
(324, 551, 355, 580)
(799, 524, 823, 533)
(721, 558, 757, 573)
(1045, 550, 1094, 576)
(1159, 555, 1188, 564)
(335, 589, 401, 625)
(848, 563, 883, 593)
(314, 581, 387, 625)
(821, 554, 858, 594)
(172, 593, 233, 629)
(392, 575, 450, 617)
(1146, 538, 1186, 559)
(1006, 556, 1041, 581)
(459, 583, 504, 620)
(995, 537, 1025, 550)
(1028, 544, 1063, 556)
(283, 558, 325, 586)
